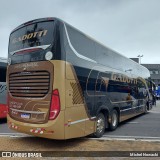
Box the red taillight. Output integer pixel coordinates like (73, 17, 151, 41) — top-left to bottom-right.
(7, 94, 9, 113)
(16, 48, 41, 54)
(49, 89, 60, 120)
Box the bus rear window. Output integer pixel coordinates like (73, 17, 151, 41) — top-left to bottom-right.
(9, 21, 54, 53)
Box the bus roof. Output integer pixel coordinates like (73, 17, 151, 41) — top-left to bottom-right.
(11, 17, 56, 33)
(10, 17, 150, 78)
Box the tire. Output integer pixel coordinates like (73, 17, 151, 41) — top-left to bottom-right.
(109, 110, 119, 131)
(94, 113, 106, 138)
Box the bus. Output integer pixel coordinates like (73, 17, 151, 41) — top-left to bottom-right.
(7, 17, 152, 139)
(155, 86, 160, 100)
(0, 57, 7, 119)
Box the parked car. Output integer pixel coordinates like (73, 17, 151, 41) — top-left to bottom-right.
(0, 58, 7, 119)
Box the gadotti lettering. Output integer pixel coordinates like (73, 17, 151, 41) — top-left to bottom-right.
(12, 30, 48, 43)
(111, 74, 137, 84)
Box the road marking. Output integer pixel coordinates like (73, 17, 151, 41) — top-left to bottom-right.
(148, 111, 160, 114)
(0, 133, 31, 137)
(1, 133, 160, 142)
(103, 135, 159, 138)
(100, 135, 160, 142)
(126, 122, 139, 124)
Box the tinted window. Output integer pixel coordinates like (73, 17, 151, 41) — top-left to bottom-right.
(96, 44, 114, 67)
(107, 80, 136, 102)
(67, 25, 96, 60)
(9, 21, 54, 52)
(137, 79, 147, 98)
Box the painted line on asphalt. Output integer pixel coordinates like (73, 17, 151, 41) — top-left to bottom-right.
(0, 133, 32, 137)
(97, 135, 160, 142)
(149, 111, 160, 114)
(126, 122, 139, 124)
(103, 135, 160, 138)
(1, 133, 160, 142)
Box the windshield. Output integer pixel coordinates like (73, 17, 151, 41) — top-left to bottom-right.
(9, 21, 54, 52)
(8, 21, 55, 64)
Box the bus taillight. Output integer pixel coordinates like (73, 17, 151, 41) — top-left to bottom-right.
(49, 89, 60, 120)
(7, 93, 9, 113)
(16, 48, 41, 54)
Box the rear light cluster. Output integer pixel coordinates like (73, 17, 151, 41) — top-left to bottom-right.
(49, 89, 60, 120)
(7, 93, 9, 114)
(16, 48, 41, 54)
(9, 122, 18, 130)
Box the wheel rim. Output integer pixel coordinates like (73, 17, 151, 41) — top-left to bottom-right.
(112, 112, 117, 127)
(97, 117, 105, 133)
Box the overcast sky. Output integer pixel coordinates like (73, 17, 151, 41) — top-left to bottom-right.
(1, 0, 160, 64)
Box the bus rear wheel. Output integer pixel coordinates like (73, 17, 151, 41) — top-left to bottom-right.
(109, 110, 119, 131)
(94, 113, 105, 138)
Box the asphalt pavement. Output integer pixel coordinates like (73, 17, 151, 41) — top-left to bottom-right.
(0, 118, 16, 134)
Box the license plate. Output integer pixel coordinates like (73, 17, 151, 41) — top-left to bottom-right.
(21, 113, 30, 119)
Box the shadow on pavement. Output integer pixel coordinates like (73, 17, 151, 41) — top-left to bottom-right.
(0, 118, 7, 124)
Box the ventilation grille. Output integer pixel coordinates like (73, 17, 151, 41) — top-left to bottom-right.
(9, 71, 50, 98)
(70, 82, 84, 104)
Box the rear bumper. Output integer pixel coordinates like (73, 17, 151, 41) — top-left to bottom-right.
(7, 111, 65, 139)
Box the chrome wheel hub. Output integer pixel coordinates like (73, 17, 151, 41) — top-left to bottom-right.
(112, 113, 117, 127)
(97, 117, 104, 133)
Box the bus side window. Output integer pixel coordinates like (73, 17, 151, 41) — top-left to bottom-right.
(130, 86, 138, 99)
(66, 25, 96, 61)
(107, 81, 131, 102)
(137, 80, 147, 98)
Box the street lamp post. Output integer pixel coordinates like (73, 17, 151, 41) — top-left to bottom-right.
(137, 55, 143, 64)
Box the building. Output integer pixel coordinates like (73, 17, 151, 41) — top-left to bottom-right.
(130, 58, 139, 64)
(130, 58, 160, 86)
(142, 64, 160, 86)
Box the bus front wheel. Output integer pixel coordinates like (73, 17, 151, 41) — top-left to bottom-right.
(94, 113, 106, 138)
(109, 110, 119, 131)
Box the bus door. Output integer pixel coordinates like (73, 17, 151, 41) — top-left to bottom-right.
(136, 79, 147, 113)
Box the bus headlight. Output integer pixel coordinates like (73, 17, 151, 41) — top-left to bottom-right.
(45, 51, 53, 60)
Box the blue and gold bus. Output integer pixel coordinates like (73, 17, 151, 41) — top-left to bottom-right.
(7, 17, 152, 139)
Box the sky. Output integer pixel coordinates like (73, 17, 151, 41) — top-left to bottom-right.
(0, 0, 160, 64)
